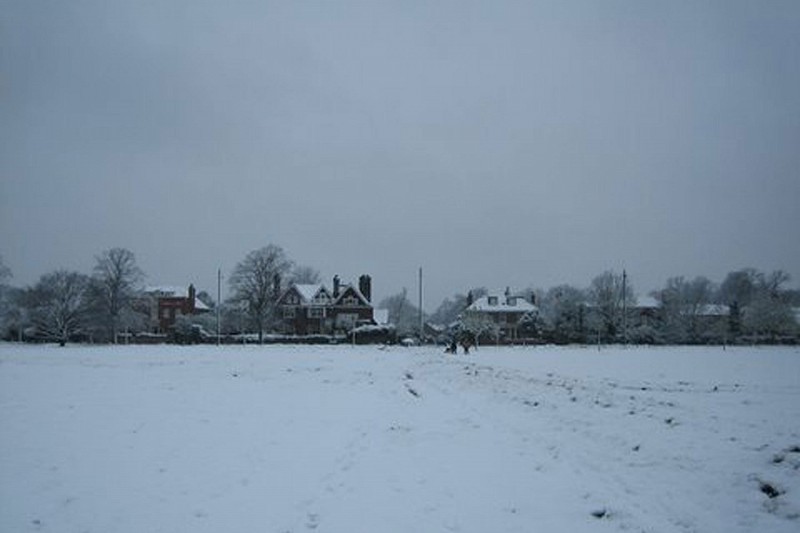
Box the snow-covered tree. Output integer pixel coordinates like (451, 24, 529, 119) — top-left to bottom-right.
(0, 255, 13, 338)
(429, 293, 469, 327)
(378, 288, 424, 337)
(88, 248, 144, 343)
(718, 268, 795, 339)
(540, 284, 588, 343)
(228, 245, 293, 343)
(587, 270, 635, 341)
(741, 270, 795, 339)
(654, 276, 717, 343)
(459, 312, 500, 346)
(27, 270, 90, 346)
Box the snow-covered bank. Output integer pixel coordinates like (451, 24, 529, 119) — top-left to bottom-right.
(1, 344, 798, 532)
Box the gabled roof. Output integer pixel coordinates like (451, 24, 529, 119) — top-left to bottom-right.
(280, 283, 333, 306)
(697, 304, 729, 316)
(144, 285, 209, 311)
(193, 299, 210, 311)
(466, 292, 537, 314)
(294, 284, 331, 303)
(333, 284, 371, 307)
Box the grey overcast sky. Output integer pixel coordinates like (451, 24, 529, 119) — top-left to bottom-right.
(2, 0, 799, 309)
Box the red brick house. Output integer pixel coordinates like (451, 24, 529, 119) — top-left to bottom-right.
(277, 275, 374, 335)
(144, 284, 210, 333)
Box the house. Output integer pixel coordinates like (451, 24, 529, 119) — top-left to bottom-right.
(143, 284, 210, 333)
(462, 287, 538, 341)
(632, 295, 661, 328)
(277, 275, 375, 335)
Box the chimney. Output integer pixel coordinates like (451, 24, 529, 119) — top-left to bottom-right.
(188, 284, 196, 313)
(333, 275, 341, 298)
(359, 275, 372, 302)
(273, 273, 281, 297)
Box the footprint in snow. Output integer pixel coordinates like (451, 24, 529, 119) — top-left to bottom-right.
(406, 384, 420, 398)
(306, 512, 320, 529)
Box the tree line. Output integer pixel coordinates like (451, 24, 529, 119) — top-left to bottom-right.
(417, 269, 799, 345)
(0, 246, 321, 345)
(1, 248, 797, 345)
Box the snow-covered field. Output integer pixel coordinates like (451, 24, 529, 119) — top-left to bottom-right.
(1, 344, 799, 533)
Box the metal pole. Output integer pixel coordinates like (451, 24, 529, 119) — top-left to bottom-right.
(418, 267, 423, 342)
(217, 268, 221, 346)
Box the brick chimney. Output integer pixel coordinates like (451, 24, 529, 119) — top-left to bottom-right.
(187, 284, 196, 313)
(333, 275, 341, 298)
(359, 275, 372, 302)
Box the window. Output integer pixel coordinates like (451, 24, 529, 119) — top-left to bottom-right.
(161, 308, 170, 319)
(507, 297, 517, 306)
(313, 293, 330, 304)
(309, 307, 324, 318)
(343, 296, 359, 306)
(287, 294, 300, 305)
(488, 296, 498, 306)
(284, 308, 295, 319)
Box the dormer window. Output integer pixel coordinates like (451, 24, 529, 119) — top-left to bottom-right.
(507, 297, 517, 306)
(488, 296, 498, 306)
(343, 296, 359, 306)
(287, 294, 299, 305)
(313, 294, 329, 304)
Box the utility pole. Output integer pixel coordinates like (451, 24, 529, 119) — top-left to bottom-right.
(622, 269, 628, 345)
(418, 267, 423, 343)
(217, 268, 221, 346)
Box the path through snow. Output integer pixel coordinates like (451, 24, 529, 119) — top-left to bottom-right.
(1, 344, 798, 532)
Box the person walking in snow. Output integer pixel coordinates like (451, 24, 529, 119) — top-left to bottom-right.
(445, 338, 457, 354)
(460, 334, 472, 355)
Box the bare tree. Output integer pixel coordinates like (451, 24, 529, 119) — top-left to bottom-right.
(290, 265, 322, 285)
(0, 255, 10, 285)
(27, 270, 90, 346)
(742, 270, 795, 339)
(0, 255, 13, 338)
(228, 245, 293, 343)
(588, 270, 635, 341)
(89, 248, 144, 343)
(719, 268, 795, 339)
(378, 288, 423, 337)
(654, 276, 716, 343)
(541, 284, 588, 343)
(429, 293, 469, 327)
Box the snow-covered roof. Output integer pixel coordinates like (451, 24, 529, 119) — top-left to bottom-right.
(466, 293, 537, 313)
(295, 284, 326, 302)
(636, 296, 660, 309)
(698, 304, 729, 316)
(144, 285, 188, 297)
(333, 284, 371, 307)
